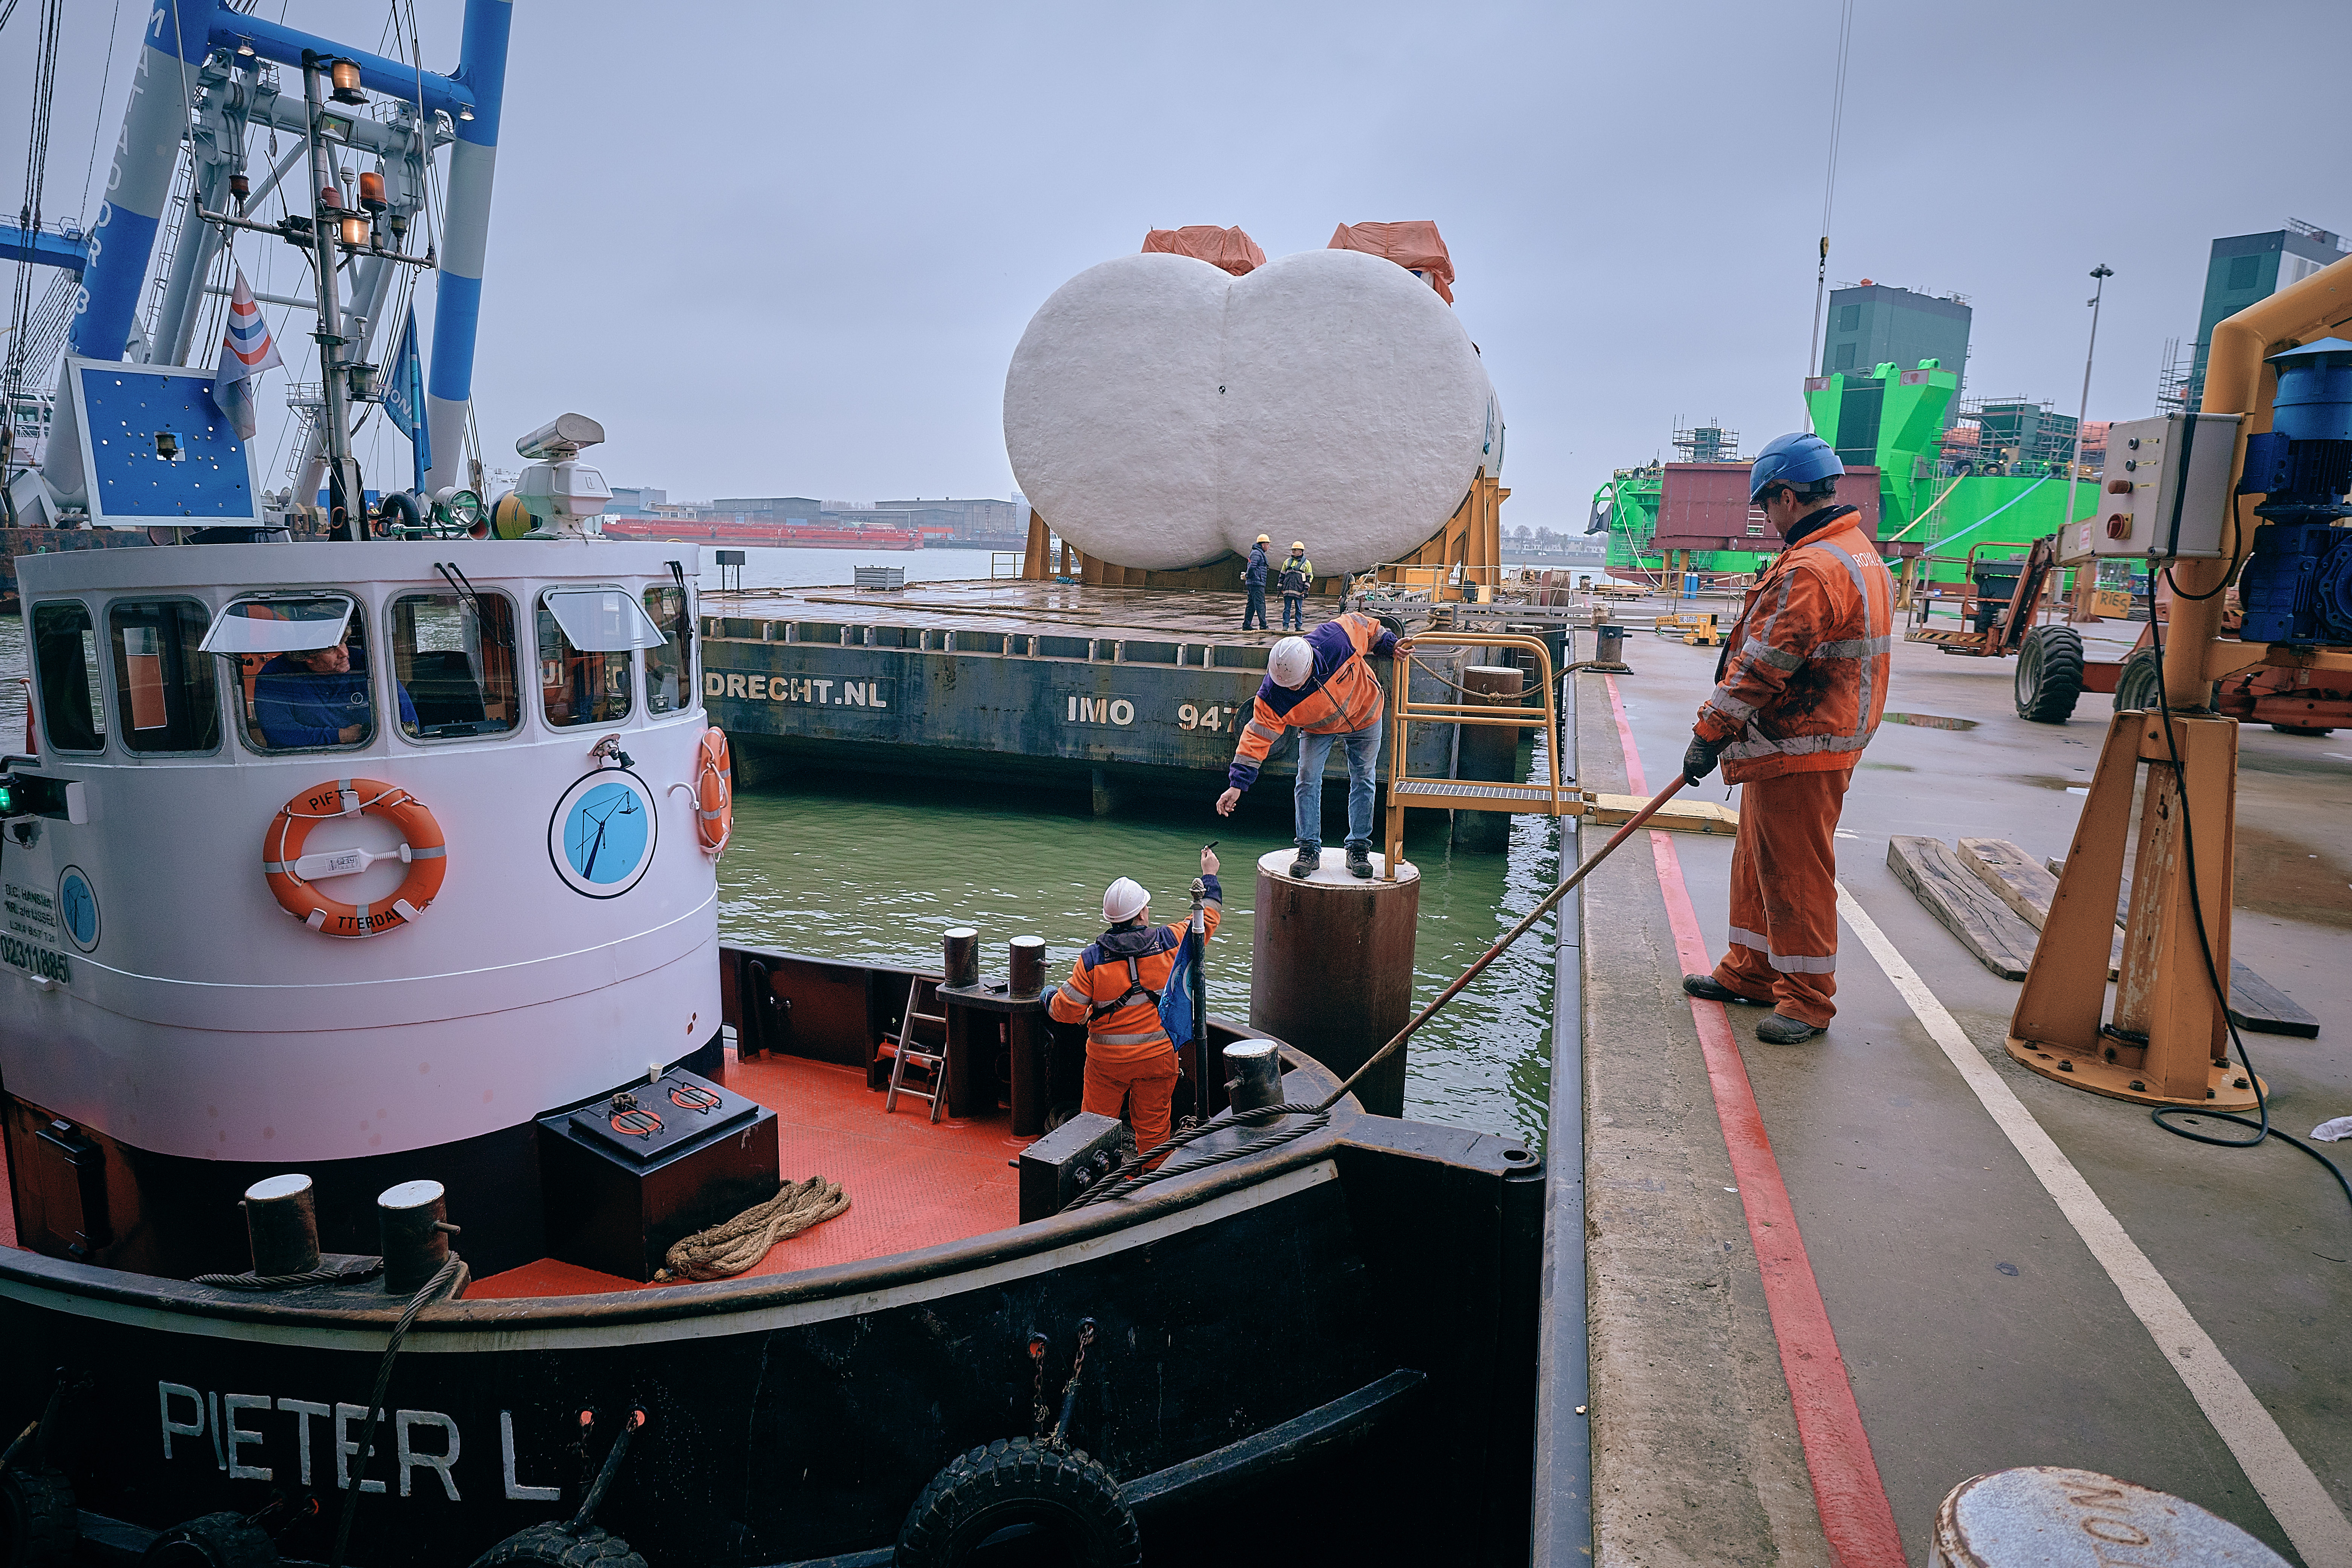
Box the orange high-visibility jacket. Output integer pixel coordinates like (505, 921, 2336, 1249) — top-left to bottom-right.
(1047, 877, 1224, 1064)
(1693, 510, 1894, 784)
(1227, 612, 1396, 790)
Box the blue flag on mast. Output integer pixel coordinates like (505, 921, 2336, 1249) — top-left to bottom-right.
(383, 302, 432, 492)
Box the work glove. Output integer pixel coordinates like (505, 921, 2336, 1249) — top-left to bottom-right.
(1681, 732, 1725, 786)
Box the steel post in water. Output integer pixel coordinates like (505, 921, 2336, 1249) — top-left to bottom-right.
(1248, 851, 1420, 1117)
(1453, 663, 1526, 853)
(378, 1179, 449, 1294)
(1008, 935, 1046, 996)
(943, 928, 980, 989)
(242, 1174, 321, 1276)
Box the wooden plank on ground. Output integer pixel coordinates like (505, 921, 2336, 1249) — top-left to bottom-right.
(1887, 836, 2040, 980)
(2043, 859, 2318, 1036)
(1957, 839, 2060, 929)
(1585, 793, 1740, 835)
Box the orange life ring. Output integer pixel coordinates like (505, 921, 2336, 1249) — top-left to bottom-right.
(695, 728, 733, 853)
(263, 778, 447, 938)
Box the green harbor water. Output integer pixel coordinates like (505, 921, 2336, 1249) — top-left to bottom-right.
(719, 759, 1564, 1152)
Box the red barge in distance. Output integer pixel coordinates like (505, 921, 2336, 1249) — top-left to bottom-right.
(600, 519, 935, 551)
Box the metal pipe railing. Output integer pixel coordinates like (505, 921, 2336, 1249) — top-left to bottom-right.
(1383, 632, 1563, 876)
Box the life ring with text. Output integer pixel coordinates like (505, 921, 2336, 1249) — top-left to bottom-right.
(263, 779, 447, 938)
(695, 727, 733, 853)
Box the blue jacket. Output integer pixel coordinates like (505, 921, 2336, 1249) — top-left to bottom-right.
(254, 655, 418, 747)
(1245, 545, 1269, 589)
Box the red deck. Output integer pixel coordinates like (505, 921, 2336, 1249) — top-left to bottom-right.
(472, 1049, 1023, 1297)
(0, 1049, 1023, 1299)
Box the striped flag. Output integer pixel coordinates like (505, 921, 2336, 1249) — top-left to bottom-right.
(209, 267, 282, 441)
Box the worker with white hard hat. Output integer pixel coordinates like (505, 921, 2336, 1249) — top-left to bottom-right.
(1277, 541, 1316, 631)
(1216, 610, 1413, 880)
(1047, 845, 1223, 1153)
(1242, 534, 1271, 631)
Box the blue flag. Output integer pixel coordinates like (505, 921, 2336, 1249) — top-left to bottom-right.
(1158, 923, 1200, 1050)
(383, 302, 431, 491)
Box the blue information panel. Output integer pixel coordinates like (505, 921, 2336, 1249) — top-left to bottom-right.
(73, 361, 258, 525)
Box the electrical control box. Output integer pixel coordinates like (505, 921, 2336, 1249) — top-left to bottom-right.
(2059, 412, 2239, 563)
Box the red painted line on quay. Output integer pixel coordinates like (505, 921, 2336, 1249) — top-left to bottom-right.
(1603, 676, 1905, 1568)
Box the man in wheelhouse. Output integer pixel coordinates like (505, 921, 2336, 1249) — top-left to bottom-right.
(254, 636, 417, 747)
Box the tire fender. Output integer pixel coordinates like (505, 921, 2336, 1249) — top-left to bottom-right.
(466, 1522, 649, 1568)
(896, 1437, 1139, 1568)
(1, 1465, 78, 1568)
(141, 1512, 275, 1568)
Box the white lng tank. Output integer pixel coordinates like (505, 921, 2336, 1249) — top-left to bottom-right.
(1004, 247, 1501, 576)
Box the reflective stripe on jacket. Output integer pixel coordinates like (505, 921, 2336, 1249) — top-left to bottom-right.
(1228, 611, 1395, 790)
(1046, 876, 1224, 1064)
(1692, 512, 1893, 784)
(1279, 556, 1315, 594)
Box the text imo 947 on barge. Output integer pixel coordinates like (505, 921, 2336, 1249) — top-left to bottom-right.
(0, 539, 1539, 1568)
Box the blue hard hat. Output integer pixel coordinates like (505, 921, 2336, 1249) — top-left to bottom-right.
(1749, 432, 1845, 502)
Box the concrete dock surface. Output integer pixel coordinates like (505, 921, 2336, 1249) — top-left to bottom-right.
(1574, 598, 2349, 1566)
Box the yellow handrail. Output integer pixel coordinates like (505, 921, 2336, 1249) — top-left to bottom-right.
(1382, 632, 1562, 879)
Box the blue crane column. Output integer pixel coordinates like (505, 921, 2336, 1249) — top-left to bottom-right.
(424, 0, 513, 496)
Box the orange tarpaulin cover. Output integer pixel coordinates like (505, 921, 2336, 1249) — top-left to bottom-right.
(1328, 220, 1455, 303)
(1140, 225, 1267, 277)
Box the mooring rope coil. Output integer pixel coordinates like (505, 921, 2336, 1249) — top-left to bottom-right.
(656, 1175, 850, 1282)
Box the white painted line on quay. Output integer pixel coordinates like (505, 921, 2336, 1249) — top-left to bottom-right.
(1834, 882, 2352, 1568)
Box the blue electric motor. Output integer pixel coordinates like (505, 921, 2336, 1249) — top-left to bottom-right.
(2237, 338, 2352, 645)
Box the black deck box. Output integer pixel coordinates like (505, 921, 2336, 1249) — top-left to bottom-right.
(537, 1069, 779, 1281)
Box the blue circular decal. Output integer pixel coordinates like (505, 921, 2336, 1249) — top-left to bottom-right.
(57, 866, 100, 952)
(548, 770, 656, 898)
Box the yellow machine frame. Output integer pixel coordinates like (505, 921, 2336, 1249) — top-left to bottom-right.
(1378, 633, 1736, 879)
(2008, 252, 2352, 1106)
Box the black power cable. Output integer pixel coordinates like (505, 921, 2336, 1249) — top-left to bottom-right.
(2143, 574, 2352, 1218)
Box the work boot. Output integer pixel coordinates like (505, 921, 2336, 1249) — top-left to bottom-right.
(1682, 974, 1766, 1006)
(1346, 844, 1373, 879)
(1756, 1012, 1824, 1044)
(1290, 846, 1320, 879)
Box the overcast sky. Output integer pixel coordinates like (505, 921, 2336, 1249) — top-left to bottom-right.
(6, 0, 2349, 525)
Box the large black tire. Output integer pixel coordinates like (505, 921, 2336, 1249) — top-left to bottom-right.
(1, 1465, 77, 1568)
(896, 1438, 1140, 1568)
(469, 1524, 648, 1568)
(142, 1513, 274, 1568)
(2014, 625, 2086, 723)
(2112, 648, 2163, 714)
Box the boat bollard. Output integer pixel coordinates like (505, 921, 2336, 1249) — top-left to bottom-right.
(943, 927, 980, 989)
(1249, 850, 1421, 1117)
(1594, 623, 1626, 667)
(378, 1179, 451, 1293)
(1008, 934, 1046, 996)
(1223, 1040, 1283, 1116)
(241, 1173, 321, 1276)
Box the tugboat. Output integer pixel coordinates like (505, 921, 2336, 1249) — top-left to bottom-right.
(0, 9, 1541, 1565)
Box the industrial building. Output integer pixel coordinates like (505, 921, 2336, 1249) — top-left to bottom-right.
(2185, 219, 2349, 407)
(1818, 282, 1972, 423)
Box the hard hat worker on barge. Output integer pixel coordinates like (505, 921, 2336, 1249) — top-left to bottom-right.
(1214, 611, 1414, 880)
(1049, 845, 1223, 1153)
(1679, 432, 1893, 1044)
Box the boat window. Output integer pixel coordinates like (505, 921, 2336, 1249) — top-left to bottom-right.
(541, 587, 666, 653)
(227, 611, 396, 754)
(390, 591, 521, 741)
(642, 584, 694, 715)
(198, 596, 353, 656)
(538, 593, 632, 729)
(108, 600, 220, 754)
(30, 602, 106, 752)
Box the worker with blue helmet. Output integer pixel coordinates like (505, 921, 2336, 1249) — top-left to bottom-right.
(1678, 431, 1894, 1044)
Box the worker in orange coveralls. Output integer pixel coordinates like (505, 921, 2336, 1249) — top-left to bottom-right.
(1679, 433, 1893, 1044)
(1048, 846, 1222, 1152)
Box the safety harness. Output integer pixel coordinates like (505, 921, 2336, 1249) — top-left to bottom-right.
(1088, 956, 1162, 1020)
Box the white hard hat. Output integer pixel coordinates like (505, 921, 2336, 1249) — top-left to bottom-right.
(1103, 877, 1150, 924)
(1269, 636, 1314, 688)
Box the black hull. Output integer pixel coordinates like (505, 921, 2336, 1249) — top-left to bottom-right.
(0, 1115, 1540, 1566)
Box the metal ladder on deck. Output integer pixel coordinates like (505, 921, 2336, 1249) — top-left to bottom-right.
(883, 975, 949, 1122)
